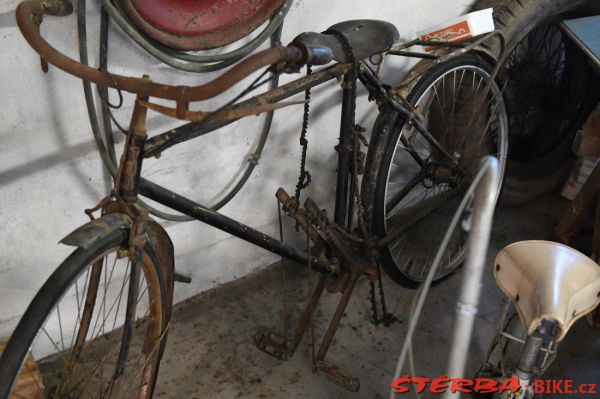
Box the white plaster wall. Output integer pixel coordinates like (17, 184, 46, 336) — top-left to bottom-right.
(0, 0, 469, 338)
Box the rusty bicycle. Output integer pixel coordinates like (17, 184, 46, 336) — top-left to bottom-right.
(0, 0, 509, 396)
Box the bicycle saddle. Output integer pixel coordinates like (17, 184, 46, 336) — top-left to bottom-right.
(292, 20, 399, 63)
(494, 240, 600, 341)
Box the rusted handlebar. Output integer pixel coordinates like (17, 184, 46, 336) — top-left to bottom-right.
(16, 0, 304, 102)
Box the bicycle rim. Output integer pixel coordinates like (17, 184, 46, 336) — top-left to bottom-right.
(382, 61, 508, 282)
(0, 231, 166, 399)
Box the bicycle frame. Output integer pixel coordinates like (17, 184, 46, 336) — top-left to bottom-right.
(113, 63, 356, 278)
(12, 0, 508, 391)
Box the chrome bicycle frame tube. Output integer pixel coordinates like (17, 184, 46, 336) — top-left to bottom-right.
(389, 156, 499, 399)
(443, 156, 500, 399)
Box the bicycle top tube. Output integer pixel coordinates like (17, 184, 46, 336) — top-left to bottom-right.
(16, 0, 331, 104)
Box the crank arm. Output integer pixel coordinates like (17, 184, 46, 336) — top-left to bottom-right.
(304, 197, 374, 277)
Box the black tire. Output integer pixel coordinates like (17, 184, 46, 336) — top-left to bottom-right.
(469, 0, 600, 204)
(468, 0, 600, 61)
(0, 229, 168, 399)
(363, 54, 508, 286)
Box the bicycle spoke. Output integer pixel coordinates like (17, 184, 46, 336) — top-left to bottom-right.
(379, 59, 509, 282)
(111, 261, 131, 333)
(385, 170, 425, 214)
(56, 303, 66, 353)
(386, 186, 460, 235)
(92, 271, 130, 344)
(40, 327, 71, 370)
(92, 259, 129, 339)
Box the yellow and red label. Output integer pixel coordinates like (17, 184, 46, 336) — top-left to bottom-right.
(420, 20, 471, 51)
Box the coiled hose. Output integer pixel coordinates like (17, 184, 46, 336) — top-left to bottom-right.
(101, 0, 293, 73)
(78, 0, 287, 220)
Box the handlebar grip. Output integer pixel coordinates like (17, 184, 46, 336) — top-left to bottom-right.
(305, 45, 334, 66)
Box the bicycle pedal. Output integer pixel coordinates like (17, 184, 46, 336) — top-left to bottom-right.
(316, 360, 360, 392)
(253, 330, 290, 360)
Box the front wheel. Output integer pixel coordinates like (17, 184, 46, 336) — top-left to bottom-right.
(363, 54, 508, 286)
(0, 229, 168, 399)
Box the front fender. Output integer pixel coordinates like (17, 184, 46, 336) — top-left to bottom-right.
(60, 213, 132, 249)
(146, 219, 175, 319)
(60, 212, 175, 318)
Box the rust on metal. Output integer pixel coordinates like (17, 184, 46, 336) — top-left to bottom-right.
(119, 0, 285, 51)
(254, 192, 380, 391)
(146, 219, 175, 320)
(317, 360, 360, 392)
(116, 97, 149, 202)
(71, 261, 103, 359)
(43, 0, 72, 16)
(140, 99, 307, 122)
(16, 0, 302, 102)
(253, 329, 290, 361)
(288, 275, 327, 353)
(324, 271, 349, 293)
(142, 64, 349, 158)
(60, 213, 132, 248)
(276, 188, 330, 255)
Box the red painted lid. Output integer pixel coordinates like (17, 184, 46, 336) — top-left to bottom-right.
(120, 0, 285, 50)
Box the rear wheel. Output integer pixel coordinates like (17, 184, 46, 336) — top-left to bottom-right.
(0, 229, 167, 399)
(363, 54, 508, 286)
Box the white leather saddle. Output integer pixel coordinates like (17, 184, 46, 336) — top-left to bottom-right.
(494, 240, 600, 341)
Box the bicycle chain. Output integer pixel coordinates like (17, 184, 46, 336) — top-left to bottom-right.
(324, 29, 396, 326)
(294, 65, 313, 203)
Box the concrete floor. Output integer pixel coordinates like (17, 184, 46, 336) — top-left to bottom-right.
(154, 194, 600, 398)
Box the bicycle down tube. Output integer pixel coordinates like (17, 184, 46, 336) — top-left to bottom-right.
(138, 69, 357, 278)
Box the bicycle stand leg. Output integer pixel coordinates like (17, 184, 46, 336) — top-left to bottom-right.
(289, 274, 327, 352)
(314, 271, 360, 392)
(253, 274, 326, 360)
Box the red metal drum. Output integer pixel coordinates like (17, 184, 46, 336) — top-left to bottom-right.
(119, 0, 285, 51)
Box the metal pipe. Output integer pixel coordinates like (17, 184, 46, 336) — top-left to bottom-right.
(16, 0, 301, 102)
(333, 74, 355, 225)
(387, 50, 438, 60)
(142, 63, 349, 158)
(138, 178, 335, 276)
(443, 156, 499, 399)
